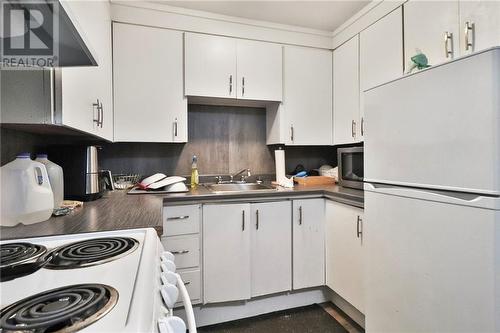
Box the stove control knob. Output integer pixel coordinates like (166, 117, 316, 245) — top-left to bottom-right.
(160, 283, 179, 309)
(161, 271, 177, 286)
(158, 316, 186, 333)
(161, 251, 175, 263)
(161, 259, 176, 273)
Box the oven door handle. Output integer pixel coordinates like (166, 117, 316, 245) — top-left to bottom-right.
(176, 273, 197, 333)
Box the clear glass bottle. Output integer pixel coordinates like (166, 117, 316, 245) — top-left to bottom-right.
(190, 155, 199, 188)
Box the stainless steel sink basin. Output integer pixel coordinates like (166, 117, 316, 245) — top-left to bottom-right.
(205, 183, 276, 193)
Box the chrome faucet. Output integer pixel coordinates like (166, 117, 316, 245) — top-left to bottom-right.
(230, 168, 251, 183)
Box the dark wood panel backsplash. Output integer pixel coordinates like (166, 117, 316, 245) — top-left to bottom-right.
(1, 104, 340, 177)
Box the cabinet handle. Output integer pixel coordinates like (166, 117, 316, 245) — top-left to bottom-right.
(351, 120, 356, 138)
(255, 209, 259, 230)
(242, 77, 245, 96)
(242, 210, 245, 231)
(290, 125, 294, 142)
(184, 281, 191, 286)
(298, 206, 303, 225)
(93, 99, 100, 126)
(167, 215, 189, 221)
(229, 75, 233, 95)
(174, 118, 178, 137)
(98, 101, 103, 128)
(361, 117, 364, 137)
(171, 250, 189, 255)
(464, 21, 474, 51)
(444, 31, 453, 58)
(356, 215, 363, 238)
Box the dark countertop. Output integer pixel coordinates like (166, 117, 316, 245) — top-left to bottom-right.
(162, 184, 364, 208)
(0, 184, 363, 241)
(0, 191, 164, 241)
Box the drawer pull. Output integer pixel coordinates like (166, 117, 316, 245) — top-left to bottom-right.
(184, 281, 191, 286)
(167, 215, 190, 221)
(171, 250, 190, 255)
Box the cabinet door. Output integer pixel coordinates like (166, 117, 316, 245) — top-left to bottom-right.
(283, 46, 332, 145)
(59, 0, 112, 140)
(404, 0, 459, 67)
(185, 33, 237, 99)
(236, 40, 282, 101)
(326, 201, 364, 312)
(292, 199, 325, 289)
(203, 203, 251, 303)
(360, 7, 404, 91)
(113, 23, 186, 142)
(251, 201, 292, 297)
(459, 1, 500, 55)
(333, 35, 360, 145)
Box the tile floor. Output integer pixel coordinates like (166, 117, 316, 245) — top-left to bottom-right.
(197, 303, 364, 333)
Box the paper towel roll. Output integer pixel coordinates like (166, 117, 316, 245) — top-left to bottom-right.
(275, 149, 285, 183)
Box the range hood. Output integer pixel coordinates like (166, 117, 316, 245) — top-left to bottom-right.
(1, 0, 97, 67)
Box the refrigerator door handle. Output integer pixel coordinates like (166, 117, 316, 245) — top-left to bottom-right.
(364, 183, 499, 209)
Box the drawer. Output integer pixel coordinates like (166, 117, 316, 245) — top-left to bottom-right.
(176, 269, 201, 307)
(163, 204, 200, 236)
(161, 235, 200, 269)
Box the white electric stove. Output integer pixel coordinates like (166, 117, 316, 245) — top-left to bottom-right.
(0, 228, 195, 333)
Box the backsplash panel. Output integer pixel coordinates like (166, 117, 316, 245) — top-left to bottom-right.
(1, 104, 340, 177)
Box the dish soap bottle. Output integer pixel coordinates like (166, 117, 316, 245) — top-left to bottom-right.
(190, 155, 199, 188)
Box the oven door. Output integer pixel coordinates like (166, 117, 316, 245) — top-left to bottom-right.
(338, 148, 364, 189)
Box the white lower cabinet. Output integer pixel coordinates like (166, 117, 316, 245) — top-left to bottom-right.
(177, 269, 202, 305)
(326, 201, 365, 313)
(162, 204, 202, 306)
(203, 203, 252, 303)
(250, 201, 292, 297)
(292, 199, 325, 289)
(203, 201, 292, 303)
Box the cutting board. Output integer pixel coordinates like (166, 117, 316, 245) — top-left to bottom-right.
(294, 176, 335, 186)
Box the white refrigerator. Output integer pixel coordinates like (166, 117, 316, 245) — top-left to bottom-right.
(364, 47, 500, 332)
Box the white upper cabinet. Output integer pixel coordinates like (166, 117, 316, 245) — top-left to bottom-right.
(333, 35, 360, 145)
(459, 1, 500, 55)
(113, 23, 187, 142)
(360, 7, 404, 91)
(292, 199, 325, 290)
(283, 46, 333, 145)
(59, 0, 113, 140)
(326, 201, 365, 313)
(185, 33, 282, 101)
(185, 33, 237, 99)
(237, 40, 282, 101)
(404, 1, 459, 67)
(250, 201, 292, 297)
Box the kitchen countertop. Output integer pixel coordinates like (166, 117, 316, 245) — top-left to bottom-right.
(0, 191, 164, 241)
(161, 183, 364, 208)
(0, 184, 363, 241)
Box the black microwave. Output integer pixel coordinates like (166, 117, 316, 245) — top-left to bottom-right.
(337, 147, 364, 189)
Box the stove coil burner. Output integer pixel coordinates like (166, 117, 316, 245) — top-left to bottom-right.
(44, 237, 139, 269)
(0, 243, 48, 282)
(0, 284, 118, 333)
(0, 243, 47, 268)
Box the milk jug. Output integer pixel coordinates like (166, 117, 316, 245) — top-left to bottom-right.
(1, 153, 54, 226)
(36, 154, 64, 208)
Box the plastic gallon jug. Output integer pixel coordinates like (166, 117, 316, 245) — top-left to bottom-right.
(36, 154, 64, 208)
(1, 153, 54, 226)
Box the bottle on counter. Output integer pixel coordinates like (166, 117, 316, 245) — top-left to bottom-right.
(190, 155, 199, 188)
(0, 153, 54, 226)
(35, 154, 64, 209)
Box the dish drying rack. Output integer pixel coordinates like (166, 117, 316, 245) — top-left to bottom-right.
(112, 174, 141, 190)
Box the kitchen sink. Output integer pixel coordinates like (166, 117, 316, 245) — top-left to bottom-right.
(205, 183, 276, 193)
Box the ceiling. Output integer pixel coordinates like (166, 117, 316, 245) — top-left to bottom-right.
(160, 1, 369, 32)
